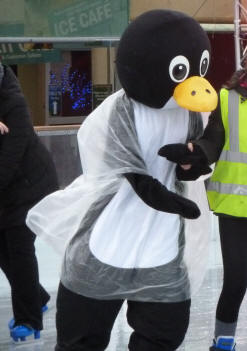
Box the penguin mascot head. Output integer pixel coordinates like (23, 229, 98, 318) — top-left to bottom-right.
(116, 9, 217, 112)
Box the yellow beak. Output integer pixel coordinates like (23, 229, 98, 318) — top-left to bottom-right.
(173, 76, 218, 112)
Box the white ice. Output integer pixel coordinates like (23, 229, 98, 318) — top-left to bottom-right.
(1, 216, 247, 351)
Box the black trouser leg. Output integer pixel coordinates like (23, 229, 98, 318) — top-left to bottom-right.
(216, 217, 247, 323)
(127, 299, 191, 351)
(0, 225, 50, 330)
(39, 284, 50, 307)
(55, 283, 124, 351)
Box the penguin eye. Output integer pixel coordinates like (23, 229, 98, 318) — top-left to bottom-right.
(200, 50, 210, 77)
(169, 55, 190, 83)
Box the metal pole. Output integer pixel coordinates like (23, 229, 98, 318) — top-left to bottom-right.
(234, 0, 242, 70)
(0, 36, 120, 43)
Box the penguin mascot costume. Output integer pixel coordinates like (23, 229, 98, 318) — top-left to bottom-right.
(27, 9, 217, 351)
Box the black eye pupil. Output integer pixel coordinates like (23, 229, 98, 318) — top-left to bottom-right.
(201, 58, 208, 75)
(172, 64, 187, 80)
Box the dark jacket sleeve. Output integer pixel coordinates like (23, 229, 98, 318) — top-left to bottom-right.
(174, 100, 225, 180)
(193, 99, 225, 165)
(0, 99, 32, 194)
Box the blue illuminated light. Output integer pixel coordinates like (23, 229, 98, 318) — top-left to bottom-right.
(49, 64, 92, 112)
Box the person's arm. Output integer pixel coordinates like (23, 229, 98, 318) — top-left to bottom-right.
(158, 99, 224, 180)
(193, 101, 224, 164)
(0, 101, 32, 195)
(124, 172, 200, 219)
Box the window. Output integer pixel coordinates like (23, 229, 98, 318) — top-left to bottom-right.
(48, 50, 92, 124)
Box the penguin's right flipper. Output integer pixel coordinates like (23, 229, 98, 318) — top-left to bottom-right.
(124, 173, 200, 219)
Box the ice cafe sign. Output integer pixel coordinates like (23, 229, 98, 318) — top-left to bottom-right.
(0, 0, 129, 39)
(49, 0, 128, 37)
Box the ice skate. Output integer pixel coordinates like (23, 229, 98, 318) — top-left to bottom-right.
(209, 336, 236, 350)
(8, 305, 48, 330)
(10, 324, 41, 343)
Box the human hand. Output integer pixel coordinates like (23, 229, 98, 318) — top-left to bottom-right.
(180, 143, 193, 170)
(0, 121, 9, 135)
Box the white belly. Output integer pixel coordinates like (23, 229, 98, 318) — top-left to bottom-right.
(90, 97, 189, 268)
(89, 179, 180, 268)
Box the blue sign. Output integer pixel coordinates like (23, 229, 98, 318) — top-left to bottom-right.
(49, 85, 62, 116)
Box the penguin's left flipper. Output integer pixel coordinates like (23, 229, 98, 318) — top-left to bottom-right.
(124, 173, 200, 219)
(175, 164, 212, 181)
(158, 143, 208, 164)
(158, 143, 211, 180)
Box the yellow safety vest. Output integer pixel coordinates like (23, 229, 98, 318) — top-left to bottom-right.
(206, 88, 247, 217)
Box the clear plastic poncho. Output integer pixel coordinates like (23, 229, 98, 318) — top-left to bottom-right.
(27, 89, 211, 302)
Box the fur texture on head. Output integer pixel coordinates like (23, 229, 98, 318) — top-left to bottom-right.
(116, 10, 211, 108)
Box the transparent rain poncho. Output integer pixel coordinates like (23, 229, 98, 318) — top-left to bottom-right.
(26, 89, 211, 302)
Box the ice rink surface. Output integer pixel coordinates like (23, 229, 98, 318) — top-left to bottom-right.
(1, 216, 247, 351)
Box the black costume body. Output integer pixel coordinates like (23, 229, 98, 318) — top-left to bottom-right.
(0, 66, 58, 330)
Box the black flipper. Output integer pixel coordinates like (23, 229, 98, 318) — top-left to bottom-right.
(124, 173, 200, 219)
(158, 143, 212, 180)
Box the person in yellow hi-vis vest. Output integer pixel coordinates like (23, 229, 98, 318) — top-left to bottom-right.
(159, 68, 247, 351)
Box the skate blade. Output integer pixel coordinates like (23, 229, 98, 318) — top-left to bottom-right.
(11, 337, 44, 348)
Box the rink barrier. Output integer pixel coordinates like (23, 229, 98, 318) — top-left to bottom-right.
(34, 125, 82, 188)
(34, 124, 80, 136)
